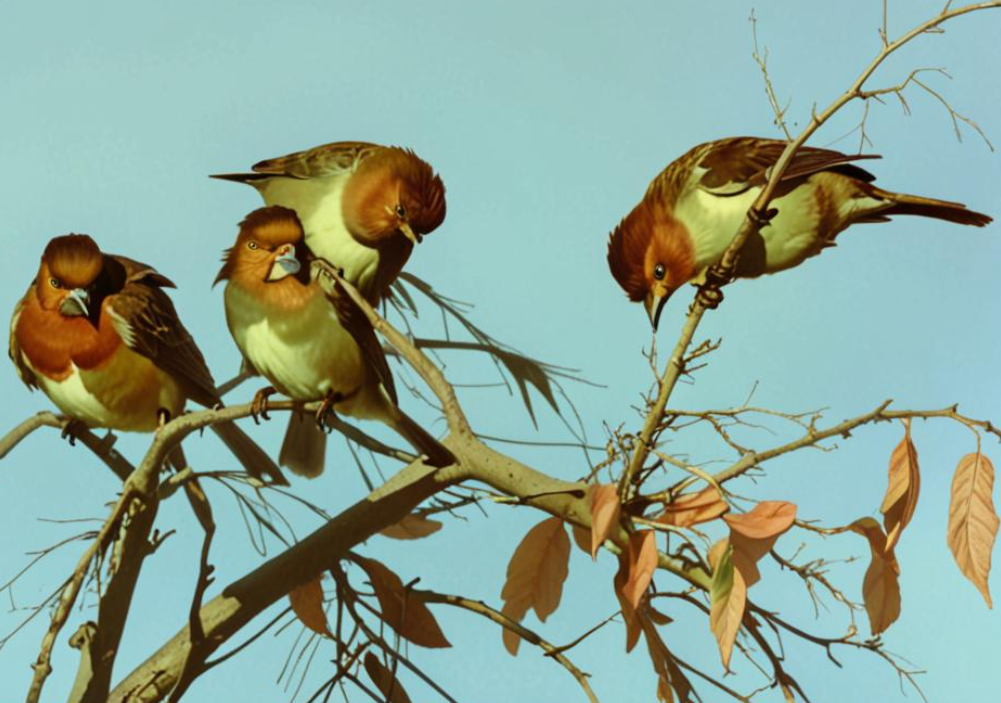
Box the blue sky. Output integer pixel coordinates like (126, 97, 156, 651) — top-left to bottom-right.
(0, 1, 999, 701)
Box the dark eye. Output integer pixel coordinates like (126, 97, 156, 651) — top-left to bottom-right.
(395, 204, 407, 219)
(247, 241, 259, 250)
(653, 264, 666, 280)
(49, 278, 61, 289)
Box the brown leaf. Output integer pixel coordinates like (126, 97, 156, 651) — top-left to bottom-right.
(709, 544, 746, 670)
(363, 652, 413, 703)
(378, 513, 443, 541)
(590, 484, 621, 559)
(723, 502, 797, 589)
(354, 557, 451, 648)
(570, 523, 591, 555)
(622, 530, 658, 610)
(707, 538, 729, 571)
(613, 553, 642, 652)
(657, 676, 674, 703)
(657, 486, 729, 528)
(500, 600, 529, 656)
(948, 452, 999, 608)
(639, 610, 693, 703)
(849, 519, 901, 634)
(647, 605, 673, 626)
(500, 517, 570, 622)
(880, 421, 921, 552)
(288, 577, 331, 637)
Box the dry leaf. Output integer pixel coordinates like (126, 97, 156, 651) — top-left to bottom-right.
(379, 513, 443, 540)
(363, 652, 413, 703)
(647, 605, 673, 626)
(849, 518, 901, 634)
(288, 576, 330, 637)
(622, 530, 658, 609)
(657, 676, 674, 703)
(355, 557, 451, 648)
(707, 538, 729, 571)
(948, 452, 999, 608)
(881, 421, 921, 552)
(709, 544, 746, 670)
(657, 486, 728, 528)
(500, 600, 529, 656)
(724, 501, 797, 588)
(590, 484, 621, 559)
(500, 517, 570, 622)
(639, 610, 693, 703)
(613, 553, 642, 652)
(570, 523, 591, 554)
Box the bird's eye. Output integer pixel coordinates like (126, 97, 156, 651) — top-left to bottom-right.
(247, 241, 259, 250)
(49, 278, 62, 289)
(653, 264, 666, 280)
(395, 204, 407, 219)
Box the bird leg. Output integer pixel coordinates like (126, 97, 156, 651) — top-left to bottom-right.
(697, 263, 733, 309)
(748, 206, 778, 227)
(250, 386, 277, 424)
(314, 390, 345, 433)
(157, 408, 172, 432)
(60, 419, 86, 446)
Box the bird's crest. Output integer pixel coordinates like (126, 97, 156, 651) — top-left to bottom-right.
(42, 234, 103, 288)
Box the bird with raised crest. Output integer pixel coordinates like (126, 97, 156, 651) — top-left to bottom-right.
(215, 206, 456, 477)
(10, 234, 286, 484)
(607, 136, 992, 329)
(212, 141, 446, 303)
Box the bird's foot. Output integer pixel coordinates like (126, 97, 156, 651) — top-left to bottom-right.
(60, 419, 86, 446)
(696, 286, 725, 310)
(251, 386, 277, 424)
(748, 206, 778, 227)
(314, 392, 345, 433)
(156, 408, 172, 434)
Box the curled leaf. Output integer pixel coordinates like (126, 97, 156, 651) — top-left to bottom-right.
(590, 484, 621, 559)
(288, 577, 331, 637)
(850, 518, 901, 634)
(622, 530, 658, 610)
(880, 421, 921, 553)
(724, 501, 797, 588)
(948, 452, 999, 608)
(657, 486, 728, 528)
(355, 557, 450, 648)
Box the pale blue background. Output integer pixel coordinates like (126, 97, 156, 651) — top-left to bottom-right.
(0, 1, 998, 701)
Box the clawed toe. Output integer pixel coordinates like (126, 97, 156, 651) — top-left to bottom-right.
(251, 386, 277, 424)
(314, 392, 344, 433)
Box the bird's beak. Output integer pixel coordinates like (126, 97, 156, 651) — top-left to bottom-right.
(60, 288, 90, 318)
(645, 290, 669, 331)
(399, 222, 422, 245)
(268, 246, 301, 281)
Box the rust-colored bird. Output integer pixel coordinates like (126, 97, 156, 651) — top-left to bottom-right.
(215, 206, 455, 477)
(212, 141, 446, 303)
(9, 234, 286, 484)
(607, 137, 992, 329)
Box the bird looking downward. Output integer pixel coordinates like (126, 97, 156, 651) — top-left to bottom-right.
(216, 206, 456, 477)
(212, 141, 446, 303)
(9, 234, 285, 484)
(607, 137, 992, 329)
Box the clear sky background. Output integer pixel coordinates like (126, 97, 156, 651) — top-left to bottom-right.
(0, 1, 999, 701)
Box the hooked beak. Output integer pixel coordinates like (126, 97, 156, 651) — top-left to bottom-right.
(399, 222, 422, 245)
(645, 290, 669, 331)
(59, 288, 90, 318)
(268, 246, 301, 281)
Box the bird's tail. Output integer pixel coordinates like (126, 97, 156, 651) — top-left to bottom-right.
(279, 411, 327, 478)
(387, 407, 457, 469)
(873, 187, 992, 227)
(211, 420, 288, 486)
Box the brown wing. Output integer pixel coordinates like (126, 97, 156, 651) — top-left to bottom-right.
(103, 259, 219, 408)
(251, 141, 382, 180)
(696, 137, 881, 194)
(8, 288, 38, 389)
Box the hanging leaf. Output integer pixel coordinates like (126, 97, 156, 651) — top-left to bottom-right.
(709, 544, 746, 670)
(379, 513, 444, 541)
(590, 484, 621, 559)
(570, 523, 592, 554)
(849, 518, 901, 634)
(657, 486, 729, 528)
(612, 553, 642, 652)
(363, 652, 413, 703)
(500, 517, 571, 623)
(880, 421, 921, 553)
(500, 600, 530, 656)
(639, 610, 694, 703)
(622, 530, 658, 609)
(724, 501, 797, 588)
(707, 538, 729, 571)
(948, 452, 999, 608)
(354, 557, 451, 648)
(288, 576, 331, 637)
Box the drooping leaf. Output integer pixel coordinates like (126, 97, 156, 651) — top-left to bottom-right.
(849, 518, 901, 634)
(612, 553, 642, 652)
(354, 557, 451, 648)
(500, 599, 530, 656)
(948, 452, 999, 608)
(570, 523, 591, 554)
(724, 501, 797, 588)
(709, 544, 746, 670)
(880, 421, 921, 552)
(500, 517, 571, 622)
(590, 484, 621, 559)
(657, 486, 729, 528)
(622, 530, 658, 609)
(639, 609, 694, 703)
(707, 538, 729, 571)
(378, 513, 443, 541)
(363, 652, 413, 703)
(288, 576, 331, 637)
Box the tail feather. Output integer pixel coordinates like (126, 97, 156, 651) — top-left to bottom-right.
(877, 188, 992, 227)
(388, 409, 456, 468)
(211, 421, 288, 486)
(279, 412, 327, 478)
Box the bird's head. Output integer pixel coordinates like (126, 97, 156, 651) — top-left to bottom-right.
(607, 200, 697, 331)
(215, 206, 310, 287)
(342, 147, 446, 247)
(36, 234, 103, 318)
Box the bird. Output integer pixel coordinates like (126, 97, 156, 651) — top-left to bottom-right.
(215, 205, 456, 477)
(9, 233, 286, 485)
(211, 141, 446, 303)
(607, 136, 992, 329)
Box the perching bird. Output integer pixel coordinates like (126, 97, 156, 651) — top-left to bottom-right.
(215, 206, 455, 477)
(10, 234, 286, 485)
(211, 141, 446, 303)
(607, 137, 992, 329)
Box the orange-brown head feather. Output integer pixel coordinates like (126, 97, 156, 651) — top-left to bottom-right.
(36, 234, 103, 313)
